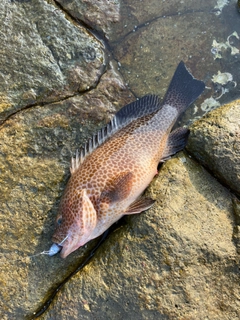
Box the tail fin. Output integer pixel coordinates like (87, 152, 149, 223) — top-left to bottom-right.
(162, 61, 205, 114)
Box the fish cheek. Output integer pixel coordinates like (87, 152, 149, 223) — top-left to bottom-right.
(52, 223, 68, 244)
(76, 189, 97, 245)
(64, 189, 97, 250)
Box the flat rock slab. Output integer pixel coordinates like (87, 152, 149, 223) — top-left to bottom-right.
(57, 0, 120, 38)
(111, 0, 240, 122)
(0, 0, 105, 122)
(0, 68, 133, 319)
(187, 100, 240, 196)
(42, 154, 239, 320)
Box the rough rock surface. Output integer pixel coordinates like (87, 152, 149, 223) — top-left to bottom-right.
(187, 100, 240, 196)
(57, 0, 120, 38)
(0, 68, 133, 320)
(1, 0, 240, 319)
(0, 0, 105, 122)
(42, 154, 240, 320)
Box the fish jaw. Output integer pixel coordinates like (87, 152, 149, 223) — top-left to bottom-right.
(52, 219, 94, 258)
(60, 233, 84, 258)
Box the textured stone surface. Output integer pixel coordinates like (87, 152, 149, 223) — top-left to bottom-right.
(1, 0, 240, 319)
(110, 0, 218, 41)
(0, 0, 105, 122)
(0, 68, 133, 320)
(111, 0, 240, 123)
(57, 0, 120, 38)
(42, 154, 239, 320)
(187, 100, 240, 196)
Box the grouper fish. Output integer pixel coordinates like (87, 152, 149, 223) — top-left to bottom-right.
(50, 61, 205, 258)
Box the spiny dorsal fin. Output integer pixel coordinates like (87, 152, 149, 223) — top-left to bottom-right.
(70, 95, 162, 174)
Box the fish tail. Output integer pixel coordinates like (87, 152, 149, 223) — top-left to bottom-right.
(162, 61, 205, 114)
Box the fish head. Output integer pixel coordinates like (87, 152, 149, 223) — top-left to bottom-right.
(51, 189, 97, 258)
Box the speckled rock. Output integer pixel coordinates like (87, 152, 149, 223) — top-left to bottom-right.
(0, 67, 133, 320)
(187, 100, 240, 196)
(57, 0, 120, 39)
(0, 0, 105, 122)
(42, 153, 239, 320)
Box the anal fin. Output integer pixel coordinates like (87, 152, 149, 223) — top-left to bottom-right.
(125, 197, 155, 215)
(161, 127, 190, 162)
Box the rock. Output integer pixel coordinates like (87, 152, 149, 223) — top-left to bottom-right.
(111, 0, 240, 123)
(57, 0, 120, 39)
(187, 100, 240, 196)
(1, 0, 240, 319)
(42, 153, 239, 320)
(110, 0, 218, 41)
(0, 0, 105, 122)
(0, 67, 133, 320)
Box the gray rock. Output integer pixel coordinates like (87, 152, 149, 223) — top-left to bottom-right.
(57, 0, 120, 39)
(0, 0, 105, 122)
(42, 153, 239, 320)
(111, 0, 240, 123)
(0, 67, 133, 320)
(187, 100, 240, 196)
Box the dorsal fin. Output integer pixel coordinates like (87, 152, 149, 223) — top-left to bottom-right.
(70, 94, 162, 174)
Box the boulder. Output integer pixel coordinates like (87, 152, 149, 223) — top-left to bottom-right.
(187, 100, 240, 196)
(42, 154, 239, 320)
(0, 0, 105, 122)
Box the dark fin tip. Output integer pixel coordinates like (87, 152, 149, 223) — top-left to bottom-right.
(163, 61, 205, 114)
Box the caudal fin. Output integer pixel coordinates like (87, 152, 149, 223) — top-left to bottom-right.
(162, 61, 205, 114)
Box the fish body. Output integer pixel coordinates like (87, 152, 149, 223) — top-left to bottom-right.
(51, 61, 205, 258)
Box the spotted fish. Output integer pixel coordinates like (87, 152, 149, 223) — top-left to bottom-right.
(50, 61, 205, 258)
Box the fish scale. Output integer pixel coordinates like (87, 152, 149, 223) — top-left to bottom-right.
(50, 61, 205, 258)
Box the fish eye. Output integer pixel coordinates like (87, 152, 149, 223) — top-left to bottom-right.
(57, 217, 62, 225)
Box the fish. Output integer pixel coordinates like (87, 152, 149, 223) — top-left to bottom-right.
(50, 61, 205, 258)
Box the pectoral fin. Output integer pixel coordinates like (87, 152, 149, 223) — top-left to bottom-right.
(125, 197, 155, 214)
(161, 127, 190, 162)
(100, 172, 133, 205)
(75, 189, 97, 234)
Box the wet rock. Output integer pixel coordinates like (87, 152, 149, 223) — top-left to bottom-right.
(0, 0, 105, 122)
(113, 9, 220, 103)
(187, 100, 240, 196)
(110, 0, 218, 41)
(42, 153, 239, 320)
(57, 0, 120, 39)
(111, 0, 240, 123)
(0, 67, 133, 320)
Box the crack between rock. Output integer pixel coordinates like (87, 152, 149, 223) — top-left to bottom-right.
(0, 0, 113, 127)
(111, 7, 216, 46)
(28, 218, 126, 319)
(186, 149, 240, 200)
(52, 0, 110, 50)
(0, 63, 111, 127)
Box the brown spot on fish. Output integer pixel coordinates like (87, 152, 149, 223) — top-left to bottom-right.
(50, 61, 205, 258)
